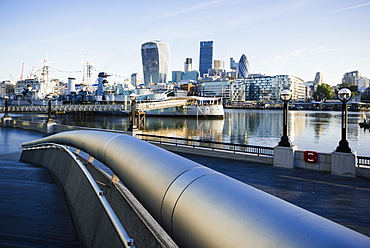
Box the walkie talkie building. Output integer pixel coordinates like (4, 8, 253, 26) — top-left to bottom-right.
(141, 41, 170, 85)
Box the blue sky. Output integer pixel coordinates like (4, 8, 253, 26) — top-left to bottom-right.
(1, 0, 369, 85)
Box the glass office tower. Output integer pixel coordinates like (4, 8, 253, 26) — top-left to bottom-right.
(199, 41, 213, 78)
(238, 54, 250, 79)
(141, 41, 170, 85)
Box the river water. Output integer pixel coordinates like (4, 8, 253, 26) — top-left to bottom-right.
(11, 109, 370, 156)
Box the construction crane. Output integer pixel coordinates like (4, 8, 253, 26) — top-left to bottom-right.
(29, 66, 34, 79)
(20, 62, 24, 80)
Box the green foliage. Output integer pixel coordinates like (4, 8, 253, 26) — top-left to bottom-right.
(339, 83, 359, 94)
(313, 83, 334, 100)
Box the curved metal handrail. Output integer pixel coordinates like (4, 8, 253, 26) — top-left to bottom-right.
(22, 143, 135, 248)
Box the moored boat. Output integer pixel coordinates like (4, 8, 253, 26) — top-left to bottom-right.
(359, 117, 370, 128)
(143, 96, 224, 118)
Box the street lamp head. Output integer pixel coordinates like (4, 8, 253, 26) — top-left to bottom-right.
(338, 88, 352, 103)
(47, 95, 53, 100)
(280, 89, 292, 102)
(4, 96, 9, 100)
(129, 93, 137, 101)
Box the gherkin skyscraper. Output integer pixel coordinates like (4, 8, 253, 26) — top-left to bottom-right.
(238, 54, 250, 79)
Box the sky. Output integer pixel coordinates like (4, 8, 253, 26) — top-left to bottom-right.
(1, 0, 369, 85)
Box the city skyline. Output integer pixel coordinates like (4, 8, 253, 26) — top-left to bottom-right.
(1, 0, 369, 85)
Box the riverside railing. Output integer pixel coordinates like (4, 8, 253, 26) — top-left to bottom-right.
(358, 156, 370, 167)
(135, 133, 274, 157)
(3, 118, 370, 169)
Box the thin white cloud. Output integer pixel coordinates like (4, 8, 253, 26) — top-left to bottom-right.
(43, 27, 95, 43)
(157, 0, 225, 20)
(321, 1, 370, 14)
(265, 46, 335, 63)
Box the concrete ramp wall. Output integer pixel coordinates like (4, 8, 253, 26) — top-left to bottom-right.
(20, 147, 177, 248)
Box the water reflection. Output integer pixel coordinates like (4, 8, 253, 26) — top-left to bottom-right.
(13, 109, 370, 156)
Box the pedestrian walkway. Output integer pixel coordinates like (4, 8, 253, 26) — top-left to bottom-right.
(175, 152, 370, 237)
(0, 159, 81, 247)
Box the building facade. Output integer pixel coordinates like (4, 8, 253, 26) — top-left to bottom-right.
(130, 73, 142, 87)
(357, 77, 370, 92)
(141, 41, 170, 85)
(199, 79, 230, 99)
(230, 74, 306, 102)
(199, 41, 213, 78)
(342, 70, 360, 86)
(172, 71, 184, 83)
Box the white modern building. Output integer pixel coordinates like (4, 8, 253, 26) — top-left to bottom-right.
(230, 74, 306, 102)
(199, 79, 230, 98)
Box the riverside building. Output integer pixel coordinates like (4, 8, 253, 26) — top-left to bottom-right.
(141, 41, 170, 85)
(230, 74, 306, 102)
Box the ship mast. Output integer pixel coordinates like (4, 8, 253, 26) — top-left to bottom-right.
(84, 53, 94, 92)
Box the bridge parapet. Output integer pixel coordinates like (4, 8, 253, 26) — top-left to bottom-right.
(21, 130, 370, 248)
(1, 99, 191, 113)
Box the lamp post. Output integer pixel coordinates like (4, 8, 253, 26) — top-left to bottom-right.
(128, 93, 137, 131)
(335, 88, 352, 153)
(3, 96, 10, 118)
(46, 95, 54, 123)
(278, 89, 292, 147)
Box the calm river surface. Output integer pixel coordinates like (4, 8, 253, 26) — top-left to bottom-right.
(14, 109, 370, 156)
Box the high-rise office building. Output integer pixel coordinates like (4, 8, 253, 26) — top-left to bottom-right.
(238, 54, 250, 79)
(199, 41, 213, 78)
(342, 70, 360, 85)
(230, 57, 238, 70)
(184, 58, 193, 72)
(131, 73, 141, 87)
(141, 41, 170, 85)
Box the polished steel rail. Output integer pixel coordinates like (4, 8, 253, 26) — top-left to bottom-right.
(22, 143, 135, 248)
(22, 130, 370, 248)
(136, 133, 274, 157)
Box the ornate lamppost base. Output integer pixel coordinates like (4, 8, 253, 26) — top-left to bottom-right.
(278, 136, 291, 147)
(335, 140, 351, 153)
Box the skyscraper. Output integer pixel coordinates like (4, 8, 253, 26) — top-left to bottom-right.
(199, 41, 213, 77)
(238, 54, 250, 79)
(141, 41, 170, 85)
(184, 58, 193, 72)
(230, 57, 237, 70)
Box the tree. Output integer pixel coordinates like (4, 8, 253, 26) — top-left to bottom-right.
(339, 83, 358, 94)
(313, 83, 334, 100)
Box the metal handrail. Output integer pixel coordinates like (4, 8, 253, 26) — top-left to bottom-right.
(22, 143, 135, 248)
(358, 156, 370, 167)
(136, 133, 274, 157)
